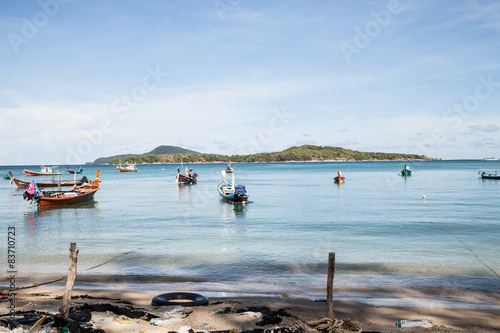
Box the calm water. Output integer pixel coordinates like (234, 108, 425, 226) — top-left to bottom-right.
(1, 161, 499, 308)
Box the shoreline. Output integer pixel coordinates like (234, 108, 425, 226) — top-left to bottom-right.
(4, 286, 500, 332)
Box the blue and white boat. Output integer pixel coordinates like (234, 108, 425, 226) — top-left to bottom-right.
(217, 169, 248, 203)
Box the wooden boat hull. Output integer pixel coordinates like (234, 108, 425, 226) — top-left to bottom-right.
(9, 171, 82, 188)
(38, 188, 98, 207)
(334, 176, 345, 183)
(36, 170, 101, 207)
(177, 173, 197, 184)
(334, 171, 345, 183)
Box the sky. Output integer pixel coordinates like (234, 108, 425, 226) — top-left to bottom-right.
(1, 0, 500, 165)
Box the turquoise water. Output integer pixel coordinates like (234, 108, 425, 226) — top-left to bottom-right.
(1, 161, 499, 308)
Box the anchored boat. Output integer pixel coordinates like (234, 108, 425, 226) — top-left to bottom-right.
(176, 166, 198, 185)
(8, 171, 84, 189)
(334, 170, 345, 183)
(23, 170, 101, 207)
(217, 169, 248, 203)
(117, 161, 138, 172)
(67, 167, 83, 174)
(400, 164, 412, 176)
(23, 166, 62, 176)
(479, 170, 500, 179)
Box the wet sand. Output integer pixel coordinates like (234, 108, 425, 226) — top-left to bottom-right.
(2, 286, 499, 332)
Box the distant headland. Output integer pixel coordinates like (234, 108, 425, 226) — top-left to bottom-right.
(87, 145, 436, 165)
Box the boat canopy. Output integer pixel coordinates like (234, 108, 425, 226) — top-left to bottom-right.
(235, 184, 246, 195)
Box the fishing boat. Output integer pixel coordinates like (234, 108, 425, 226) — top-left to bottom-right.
(67, 167, 83, 174)
(225, 163, 234, 173)
(176, 166, 198, 185)
(8, 171, 85, 189)
(3, 173, 10, 180)
(400, 165, 412, 176)
(23, 170, 101, 208)
(334, 170, 345, 183)
(117, 161, 138, 172)
(23, 166, 62, 176)
(479, 170, 500, 179)
(217, 169, 248, 203)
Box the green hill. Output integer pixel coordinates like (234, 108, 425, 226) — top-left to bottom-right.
(88, 154, 137, 165)
(88, 145, 200, 164)
(147, 145, 200, 155)
(106, 145, 434, 165)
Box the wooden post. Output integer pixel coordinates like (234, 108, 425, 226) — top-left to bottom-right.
(60, 243, 78, 319)
(326, 252, 335, 319)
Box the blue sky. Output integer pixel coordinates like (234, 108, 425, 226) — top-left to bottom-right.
(1, 0, 499, 165)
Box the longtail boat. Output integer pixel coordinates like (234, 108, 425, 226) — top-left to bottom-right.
(479, 170, 500, 179)
(217, 169, 248, 203)
(67, 167, 83, 174)
(400, 164, 412, 176)
(334, 170, 345, 183)
(24, 170, 101, 208)
(8, 171, 84, 189)
(23, 166, 62, 176)
(176, 166, 197, 185)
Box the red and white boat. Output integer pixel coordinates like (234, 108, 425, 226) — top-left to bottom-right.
(334, 170, 345, 183)
(23, 166, 62, 176)
(8, 171, 84, 189)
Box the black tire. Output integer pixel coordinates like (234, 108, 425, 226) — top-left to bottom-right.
(151, 292, 209, 306)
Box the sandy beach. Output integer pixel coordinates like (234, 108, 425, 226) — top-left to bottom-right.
(1, 286, 499, 333)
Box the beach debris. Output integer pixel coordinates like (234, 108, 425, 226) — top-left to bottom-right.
(162, 307, 192, 319)
(308, 317, 362, 333)
(397, 319, 434, 328)
(177, 325, 194, 333)
(73, 303, 160, 320)
(150, 317, 186, 326)
(238, 311, 263, 319)
(27, 315, 46, 333)
(112, 316, 133, 324)
(214, 307, 232, 314)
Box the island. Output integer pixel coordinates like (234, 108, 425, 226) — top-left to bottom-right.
(88, 145, 435, 165)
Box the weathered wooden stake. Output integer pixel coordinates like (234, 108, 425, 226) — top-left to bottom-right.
(60, 243, 78, 319)
(326, 252, 335, 319)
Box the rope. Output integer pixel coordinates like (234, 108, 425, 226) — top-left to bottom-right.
(307, 318, 362, 333)
(446, 223, 500, 279)
(422, 202, 500, 279)
(1, 252, 132, 294)
(85, 251, 131, 271)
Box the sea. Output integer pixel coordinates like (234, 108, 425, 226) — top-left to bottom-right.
(1, 160, 499, 309)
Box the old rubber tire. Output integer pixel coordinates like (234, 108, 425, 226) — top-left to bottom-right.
(151, 292, 209, 306)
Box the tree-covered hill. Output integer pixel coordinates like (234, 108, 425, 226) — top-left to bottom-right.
(104, 145, 434, 165)
(147, 145, 200, 155)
